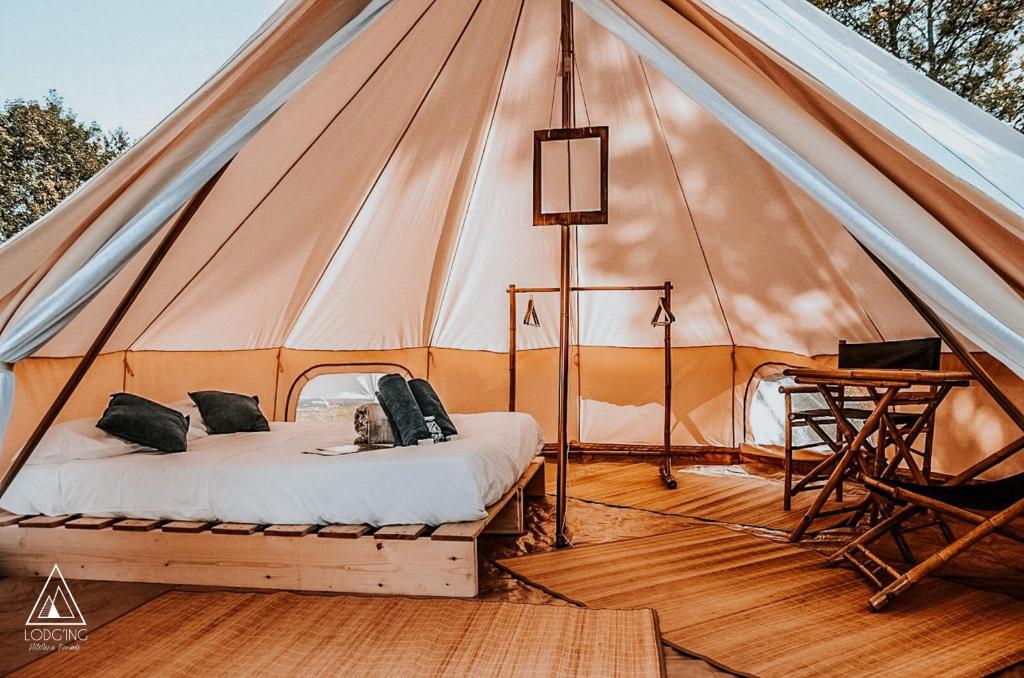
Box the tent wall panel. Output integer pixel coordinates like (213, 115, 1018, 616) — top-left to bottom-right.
(124, 350, 280, 419)
(934, 353, 1024, 478)
(3, 346, 1022, 479)
(1, 352, 126, 471)
(577, 346, 733, 446)
(425, 349, 508, 418)
(427, 347, 568, 443)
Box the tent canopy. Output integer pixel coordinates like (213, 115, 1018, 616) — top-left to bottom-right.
(2, 0, 1023, 477)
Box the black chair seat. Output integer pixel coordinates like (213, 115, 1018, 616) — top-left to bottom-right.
(887, 473, 1024, 512)
(793, 408, 921, 424)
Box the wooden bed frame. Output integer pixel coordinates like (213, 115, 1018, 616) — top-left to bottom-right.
(0, 457, 545, 598)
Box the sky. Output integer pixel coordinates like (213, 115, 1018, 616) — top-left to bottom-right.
(0, 0, 283, 139)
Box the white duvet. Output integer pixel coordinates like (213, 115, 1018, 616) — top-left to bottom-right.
(0, 412, 544, 527)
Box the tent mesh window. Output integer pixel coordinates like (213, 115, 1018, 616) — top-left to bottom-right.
(295, 373, 386, 425)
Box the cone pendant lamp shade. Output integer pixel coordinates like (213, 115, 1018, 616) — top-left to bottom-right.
(523, 297, 541, 327)
(651, 297, 675, 327)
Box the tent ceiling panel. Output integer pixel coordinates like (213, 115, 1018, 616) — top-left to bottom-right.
(677, 0, 1024, 299)
(5, 0, 1023, 376)
(130, 0, 480, 352)
(689, 0, 1024, 225)
(285, 0, 525, 351)
(596, 0, 1024, 375)
(569, 9, 730, 349)
(642, 63, 930, 354)
(430, 0, 565, 352)
(30, 0, 437, 356)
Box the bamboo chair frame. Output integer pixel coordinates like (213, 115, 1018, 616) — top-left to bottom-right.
(828, 434, 1024, 611)
(783, 371, 971, 543)
(781, 367, 941, 514)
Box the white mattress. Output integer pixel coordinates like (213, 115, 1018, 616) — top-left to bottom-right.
(1, 412, 544, 527)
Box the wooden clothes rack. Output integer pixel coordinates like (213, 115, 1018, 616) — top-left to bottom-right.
(507, 282, 677, 489)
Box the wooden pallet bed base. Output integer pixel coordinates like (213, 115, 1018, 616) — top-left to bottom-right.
(0, 457, 545, 598)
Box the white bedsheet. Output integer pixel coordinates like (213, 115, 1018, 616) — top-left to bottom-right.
(0, 412, 543, 526)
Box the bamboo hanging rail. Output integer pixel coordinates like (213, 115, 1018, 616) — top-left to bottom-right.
(507, 282, 678, 490)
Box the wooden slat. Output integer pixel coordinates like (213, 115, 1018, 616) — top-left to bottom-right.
(430, 519, 485, 542)
(65, 517, 116, 530)
(523, 456, 546, 498)
(211, 523, 260, 535)
(19, 515, 71, 528)
(0, 511, 25, 527)
(486, 489, 525, 534)
(264, 524, 316, 537)
(318, 524, 372, 539)
(162, 521, 212, 534)
(374, 524, 429, 540)
(434, 457, 545, 542)
(112, 519, 162, 532)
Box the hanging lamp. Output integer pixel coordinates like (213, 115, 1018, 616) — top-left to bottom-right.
(651, 296, 676, 327)
(522, 296, 541, 327)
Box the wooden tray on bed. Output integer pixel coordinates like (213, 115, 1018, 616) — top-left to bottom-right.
(0, 457, 545, 598)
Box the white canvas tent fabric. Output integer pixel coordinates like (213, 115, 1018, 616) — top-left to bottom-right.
(1, 0, 1022, 478)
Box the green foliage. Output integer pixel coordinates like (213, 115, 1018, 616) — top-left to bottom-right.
(0, 90, 130, 243)
(811, 0, 1024, 132)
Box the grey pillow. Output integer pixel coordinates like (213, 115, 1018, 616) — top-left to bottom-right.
(188, 391, 270, 435)
(375, 374, 430, 446)
(408, 379, 457, 438)
(96, 393, 190, 453)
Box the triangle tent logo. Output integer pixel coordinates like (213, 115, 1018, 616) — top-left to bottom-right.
(26, 565, 86, 626)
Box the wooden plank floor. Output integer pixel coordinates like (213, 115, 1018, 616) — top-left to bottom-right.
(550, 461, 859, 533)
(499, 525, 1024, 678)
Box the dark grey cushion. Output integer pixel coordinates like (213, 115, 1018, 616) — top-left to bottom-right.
(375, 374, 430, 447)
(408, 379, 457, 438)
(96, 393, 190, 453)
(188, 391, 270, 435)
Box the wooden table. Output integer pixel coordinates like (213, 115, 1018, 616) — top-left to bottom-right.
(782, 367, 972, 542)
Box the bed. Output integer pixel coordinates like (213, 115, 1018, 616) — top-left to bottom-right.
(0, 411, 546, 597)
(1, 412, 543, 526)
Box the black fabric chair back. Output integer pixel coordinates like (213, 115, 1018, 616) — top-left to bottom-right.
(838, 338, 941, 371)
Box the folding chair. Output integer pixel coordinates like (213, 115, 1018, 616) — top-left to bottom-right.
(829, 434, 1024, 610)
(781, 338, 942, 511)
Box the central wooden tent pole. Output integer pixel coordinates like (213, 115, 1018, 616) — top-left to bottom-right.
(508, 284, 517, 412)
(554, 0, 575, 548)
(0, 164, 231, 500)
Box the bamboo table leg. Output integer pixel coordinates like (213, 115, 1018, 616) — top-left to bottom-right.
(789, 387, 898, 542)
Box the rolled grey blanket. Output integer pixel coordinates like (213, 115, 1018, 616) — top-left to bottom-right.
(353, 403, 394, 446)
(408, 379, 457, 439)
(375, 374, 431, 446)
